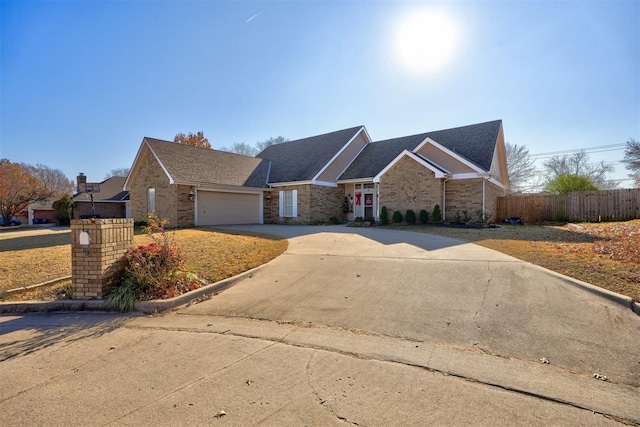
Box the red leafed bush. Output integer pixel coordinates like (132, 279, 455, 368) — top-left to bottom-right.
(125, 242, 185, 290)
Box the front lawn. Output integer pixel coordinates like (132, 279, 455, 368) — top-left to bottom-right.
(0, 228, 288, 296)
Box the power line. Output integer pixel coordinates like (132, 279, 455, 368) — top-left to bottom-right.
(529, 143, 626, 158)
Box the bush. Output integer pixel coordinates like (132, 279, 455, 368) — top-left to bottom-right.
(405, 210, 416, 224)
(329, 216, 340, 224)
(364, 216, 376, 224)
(432, 205, 442, 222)
(107, 213, 191, 312)
(380, 206, 389, 225)
(392, 210, 403, 223)
(419, 209, 429, 224)
(52, 194, 75, 226)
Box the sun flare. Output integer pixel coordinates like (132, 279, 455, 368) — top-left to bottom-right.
(394, 9, 459, 74)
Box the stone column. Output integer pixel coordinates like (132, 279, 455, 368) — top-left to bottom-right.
(70, 218, 134, 299)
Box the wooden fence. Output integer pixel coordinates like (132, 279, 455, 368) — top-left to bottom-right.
(497, 188, 640, 223)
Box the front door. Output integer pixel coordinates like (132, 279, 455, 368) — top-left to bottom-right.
(364, 192, 374, 219)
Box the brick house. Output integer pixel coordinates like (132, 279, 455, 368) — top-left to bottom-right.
(73, 174, 130, 219)
(124, 120, 509, 226)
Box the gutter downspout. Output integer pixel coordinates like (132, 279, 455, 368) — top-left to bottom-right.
(480, 174, 491, 222)
(443, 174, 452, 221)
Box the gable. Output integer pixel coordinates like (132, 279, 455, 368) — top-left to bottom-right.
(126, 138, 270, 189)
(257, 126, 364, 184)
(373, 150, 447, 183)
(414, 143, 477, 174)
(315, 130, 370, 184)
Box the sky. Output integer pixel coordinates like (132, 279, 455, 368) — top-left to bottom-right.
(1, 0, 638, 189)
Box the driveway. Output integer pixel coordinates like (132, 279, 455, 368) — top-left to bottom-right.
(1, 225, 639, 425)
(187, 225, 640, 388)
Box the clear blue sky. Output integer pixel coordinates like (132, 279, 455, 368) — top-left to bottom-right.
(1, 0, 638, 188)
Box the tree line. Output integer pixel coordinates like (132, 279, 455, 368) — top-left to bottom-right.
(506, 138, 640, 194)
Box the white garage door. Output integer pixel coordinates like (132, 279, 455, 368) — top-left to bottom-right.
(197, 191, 261, 225)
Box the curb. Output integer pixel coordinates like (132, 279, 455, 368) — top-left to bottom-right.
(528, 263, 640, 315)
(0, 265, 266, 315)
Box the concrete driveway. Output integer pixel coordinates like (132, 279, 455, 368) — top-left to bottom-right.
(1, 224, 639, 425)
(185, 225, 640, 389)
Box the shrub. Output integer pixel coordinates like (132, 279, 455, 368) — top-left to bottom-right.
(354, 216, 364, 223)
(475, 209, 494, 224)
(342, 196, 350, 214)
(52, 194, 76, 226)
(405, 210, 416, 224)
(329, 216, 340, 225)
(380, 206, 389, 225)
(392, 210, 403, 223)
(364, 216, 376, 224)
(432, 205, 442, 222)
(418, 209, 429, 224)
(107, 213, 190, 312)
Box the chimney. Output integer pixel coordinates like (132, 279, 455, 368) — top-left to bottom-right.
(77, 173, 87, 193)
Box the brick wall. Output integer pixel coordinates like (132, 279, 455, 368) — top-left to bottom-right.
(130, 147, 190, 227)
(444, 179, 505, 222)
(263, 184, 344, 224)
(70, 218, 134, 299)
(73, 201, 126, 219)
(378, 156, 443, 218)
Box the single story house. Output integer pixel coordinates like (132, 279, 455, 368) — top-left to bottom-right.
(27, 197, 58, 224)
(124, 120, 509, 226)
(74, 173, 130, 219)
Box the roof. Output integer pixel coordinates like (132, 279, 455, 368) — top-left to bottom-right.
(256, 126, 364, 183)
(144, 138, 270, 188)
(340, 120, 501, 180)
(75, 176, 130, 202)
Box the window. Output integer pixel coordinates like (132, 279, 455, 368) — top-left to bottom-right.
(279, 189, 297, 218)
(363, 183, 375, 189)
(147, 188, 156, 213)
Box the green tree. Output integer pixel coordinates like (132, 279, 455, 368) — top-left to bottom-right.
(380, 206, 389, 225)
(542, 151, 615, 189)
(545, 174, 598, 195)
(405, 209, 416, 224)
(432, 205, 442, 222)
(392, 210, 403, 223)
(52, 194, 76, 226)
(418, 209, 429, 224)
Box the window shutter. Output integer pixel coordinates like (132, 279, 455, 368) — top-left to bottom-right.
(292, 190, 297, 217)
(279, 190, 284, 217)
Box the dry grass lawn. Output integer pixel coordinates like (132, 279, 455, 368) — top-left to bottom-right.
(0, 227, 287, 298)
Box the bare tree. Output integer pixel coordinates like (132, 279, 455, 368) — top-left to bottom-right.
(256, 136, 289, 153)
(542, 150, 616, 189)
(219, 142, 258, 157)
(505, 142, 537, 192)
(220, 136, 290, 157)
(22, 163, 74, 196)
(622, 138, 640, 187)
(105, 167, 131, 179)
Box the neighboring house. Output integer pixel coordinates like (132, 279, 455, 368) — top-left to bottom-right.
(73, 173, 130, 219)
(124, 120, 509, 227)
(28, 197, 58, 224)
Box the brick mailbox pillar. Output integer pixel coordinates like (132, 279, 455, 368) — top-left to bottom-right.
(71, 218, 134, 299)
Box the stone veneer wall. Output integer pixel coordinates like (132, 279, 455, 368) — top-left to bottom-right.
(378, 156, 443, 218)
(71, 218, 134, 299)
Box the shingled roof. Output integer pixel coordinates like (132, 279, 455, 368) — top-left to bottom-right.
(340, 120, 501, 180)
(256, 126, 364, 183)
(144, 138, 270, 188)
(75, 176, 130, 202)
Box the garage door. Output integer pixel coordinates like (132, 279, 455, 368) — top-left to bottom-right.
(197, 191, 261, 225)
